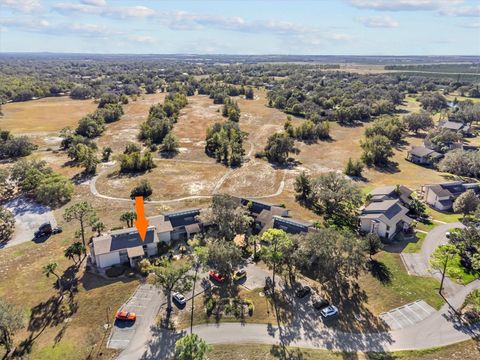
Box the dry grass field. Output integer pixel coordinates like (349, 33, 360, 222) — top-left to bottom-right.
(0, 97, 97, 133)
(1, 85, 475, 359)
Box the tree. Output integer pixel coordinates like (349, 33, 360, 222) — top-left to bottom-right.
(361, 134, 394, 166)
(294, 171, 313, 206)
(198, 194, 252, 241)
(35, 173, 74, 207)
(363, 233, 383, 260)
(245, 87, 254, 100)
(189, 245, 209, 333)
(153, 261, 193, 324)
(64, 242, 86, 265)
(453, 190, 480, 218)
(312, 172, 362, 227)
(344, 158, 364, 177)
(260, 229, 295, 290)
(162, 132, 179, 154)
(0, 299, 24, 354)
(264, 132, 298, 164)
(294, 229, 365, 284)
(206, 239, 242, 277)
(74, 143, 99, 174)
(404, 111, 434, 134)
(408, 198, 427, 219)
(430, 244, 458, 294)
(130, 180, 153, 200)
(0, 206, 15, 245)
(63, 202, 96, 248)
(174, 334, 211, 360)
(42, 262, 64, 300)
(120, 211, 136, 227)
(101, 146, 112, 162)
(364, 116, 404, 144)
(91, 220, 106, 236)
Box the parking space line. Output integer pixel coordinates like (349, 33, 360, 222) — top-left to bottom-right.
(404, 305, 423, 322)
(416, 301, 434, 316)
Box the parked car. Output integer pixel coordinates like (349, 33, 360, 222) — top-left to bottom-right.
(172, 292, 186, 306)
(446, 232, 451, 239)
(295, 285, 311, 298)
(320, 305, 338, 319)
(115, 311, 136, 321)
(34, 222, 62, 238)
(233, 269, 247, 282)
(209, 270, 225, 283)
(312, 298, 330, 310)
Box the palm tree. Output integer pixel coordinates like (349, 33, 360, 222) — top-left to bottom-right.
(120, 211, 136, 228)
(91, 220, 106, 236)
(42, 262, 63, 301)
(64, 242, 86, 265)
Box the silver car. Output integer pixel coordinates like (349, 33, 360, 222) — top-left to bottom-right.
(172, 292, 186, 306)
(320, 305, 338, 318)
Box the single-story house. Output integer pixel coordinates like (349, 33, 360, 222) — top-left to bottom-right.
(367, 185, 414, 206)
(406, 146, 443, 166)
(439, 120, 472, 136)
(359, 199, 413, 240)
(90, 208, 203, 268)
(422, 182, 480, 212)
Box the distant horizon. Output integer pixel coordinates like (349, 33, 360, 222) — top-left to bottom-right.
(1, 52, 479, 58)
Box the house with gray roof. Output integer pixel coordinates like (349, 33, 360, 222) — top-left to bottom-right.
(406, 146, 443, 166)
(367, 185, 414, 206)
(90, 208, 202, 268)
(439, 120, 473, 136)
(359, 198, 413, 240)
(422, 181, 480, 212)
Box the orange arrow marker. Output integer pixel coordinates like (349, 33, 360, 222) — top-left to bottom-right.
(134, 196, 149, 242)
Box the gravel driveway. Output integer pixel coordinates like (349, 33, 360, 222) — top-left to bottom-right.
(1, 197, 57, 249)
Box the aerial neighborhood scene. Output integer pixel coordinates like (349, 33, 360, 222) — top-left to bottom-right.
(1, 0, 480, 359)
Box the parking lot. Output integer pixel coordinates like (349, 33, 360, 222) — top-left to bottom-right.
(1, 197, 57, 249)
(380, 300, 436, 330)
(108, 284, 162, 349)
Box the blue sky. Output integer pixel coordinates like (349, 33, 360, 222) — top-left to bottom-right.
(0, 0, 479, 55)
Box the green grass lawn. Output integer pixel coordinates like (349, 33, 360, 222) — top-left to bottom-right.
(402, 232, 426, 253)
(359, 252, 444, 313)
(446, 255, 479, 285)
(415, 221, 436, 232)
(426, 208, 463, 223)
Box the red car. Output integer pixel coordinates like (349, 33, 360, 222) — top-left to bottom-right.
(209, 270, 225, 283)
(115, 311, 137, 322)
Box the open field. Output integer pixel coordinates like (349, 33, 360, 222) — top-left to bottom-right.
(0, 97, 97, 134)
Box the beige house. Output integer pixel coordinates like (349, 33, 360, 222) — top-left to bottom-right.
(359, 199, 413, 240)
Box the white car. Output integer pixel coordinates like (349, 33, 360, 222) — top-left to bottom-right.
(320, 305, 338, 318)
(172, 292, 186, 306)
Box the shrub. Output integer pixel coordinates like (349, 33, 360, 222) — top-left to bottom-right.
(130, 180, 153, 199)
(137, 259, 152, 275)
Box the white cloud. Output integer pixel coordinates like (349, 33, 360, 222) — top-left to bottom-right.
(81, 0, 107, 6)
(348, 0, 462, 11)
(53, 3, 100, 15)
(356, 15, 399, 28)
(0, 0, 41, 13)
(439, 5, 480, 17)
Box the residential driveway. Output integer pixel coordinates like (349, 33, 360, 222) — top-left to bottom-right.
(1, 197, 57, 249)
(401, 222, 464, 296)
(108, 284, 164, 350)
